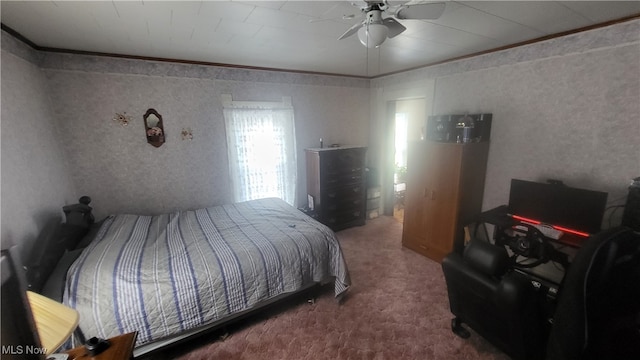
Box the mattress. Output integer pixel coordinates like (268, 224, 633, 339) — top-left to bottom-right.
(63, 197, 350, 347)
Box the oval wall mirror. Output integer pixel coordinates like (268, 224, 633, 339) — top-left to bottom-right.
(143, 108, 165, 147)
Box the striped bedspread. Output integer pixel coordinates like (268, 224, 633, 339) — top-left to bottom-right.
(63, 198, 350, 347)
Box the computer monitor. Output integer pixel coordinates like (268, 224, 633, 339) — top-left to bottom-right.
(508, 179, 608, 235)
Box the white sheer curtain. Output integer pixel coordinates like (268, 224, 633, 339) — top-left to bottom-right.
(223, 95, 297, 205)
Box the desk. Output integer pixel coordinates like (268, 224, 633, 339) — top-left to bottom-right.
(66, 332, 137, 360)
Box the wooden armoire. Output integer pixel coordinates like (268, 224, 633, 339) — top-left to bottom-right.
(401, 141, 489, 262)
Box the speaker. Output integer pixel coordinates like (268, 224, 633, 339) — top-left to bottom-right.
(427, 114, 492, 143)
(456, 113, 492, 143)
(474, 113, 492, 142)
(622, 177, 640, 232)
(426, 115, 455, 142)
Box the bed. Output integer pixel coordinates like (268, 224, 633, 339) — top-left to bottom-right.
(29, 197, 350, 356)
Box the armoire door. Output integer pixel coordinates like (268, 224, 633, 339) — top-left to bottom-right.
(402, 141, 430, 252)
(422, 142, 463, 262)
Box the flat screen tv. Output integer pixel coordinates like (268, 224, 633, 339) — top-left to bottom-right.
(508, 179, 608, 235)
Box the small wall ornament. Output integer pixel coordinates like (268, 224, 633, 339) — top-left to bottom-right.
(113, 112, 131, 126)
(181, 127, 193, 140)
(143, 108, 165, 148)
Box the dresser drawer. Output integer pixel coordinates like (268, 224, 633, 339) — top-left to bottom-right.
(322, 184, 364, 204)
(321, 208, 365, 229)
(321, 148, 365, 176)
(322, 194, 364, 213)
(322, 172, 364, 187)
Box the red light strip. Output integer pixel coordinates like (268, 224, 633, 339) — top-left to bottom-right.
(511, 215, 590, 237)
(512, 215, 540, 224)
(552, 225, 590, 238)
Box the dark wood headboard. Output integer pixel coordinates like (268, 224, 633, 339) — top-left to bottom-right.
(25, 196, 96, 293)
(62, 195, 95, 228)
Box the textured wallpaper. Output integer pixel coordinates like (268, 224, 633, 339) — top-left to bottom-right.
(41, 57, 370, 219)
(372, 19, 640, 226)
(434, 44, 640, 210)
(1, 47, 76, 260)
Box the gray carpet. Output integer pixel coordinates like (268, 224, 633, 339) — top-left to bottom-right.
(150, 216, 510, 359)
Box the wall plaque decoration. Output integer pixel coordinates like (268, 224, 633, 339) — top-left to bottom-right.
(143, 108, 165, 147)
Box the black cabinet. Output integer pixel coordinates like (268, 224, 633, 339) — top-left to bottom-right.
(305, 146, 367, 231)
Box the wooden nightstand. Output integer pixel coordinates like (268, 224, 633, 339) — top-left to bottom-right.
(65, 332, 137, 360)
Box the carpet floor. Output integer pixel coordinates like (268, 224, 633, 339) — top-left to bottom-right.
(147, 216, 510, 359)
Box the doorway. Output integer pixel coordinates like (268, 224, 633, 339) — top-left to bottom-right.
(390, 98, 426, 223)
(394, 112, 407, 222)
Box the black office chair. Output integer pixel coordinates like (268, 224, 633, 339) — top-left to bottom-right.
(441, 239, 547, 360)
(546, 226, 640, 360)
(443, 226, 640, 360)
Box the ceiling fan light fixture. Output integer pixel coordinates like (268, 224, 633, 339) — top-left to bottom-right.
(357, 23, 388, 48)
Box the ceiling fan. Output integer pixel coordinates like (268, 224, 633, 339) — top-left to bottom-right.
(338, 1, 446, 48)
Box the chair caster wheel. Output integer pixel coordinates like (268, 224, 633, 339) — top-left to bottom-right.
(451, 318, 470, 339)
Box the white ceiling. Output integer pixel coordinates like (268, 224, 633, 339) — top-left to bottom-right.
(1, 1, 639, 78)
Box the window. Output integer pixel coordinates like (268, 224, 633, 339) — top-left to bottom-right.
(222, 95, 297, 205)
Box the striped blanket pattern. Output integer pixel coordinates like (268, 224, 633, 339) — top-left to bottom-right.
(63, 198, 350, 346)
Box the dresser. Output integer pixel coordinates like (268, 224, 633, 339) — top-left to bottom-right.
(402, 141, 489, 262)
(305, 146, 367, 231)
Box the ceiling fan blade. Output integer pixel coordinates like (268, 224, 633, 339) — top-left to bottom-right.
(338, 21, 364, 40)
(383, 18, 406, 38)
(394, 2, 446, 20)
